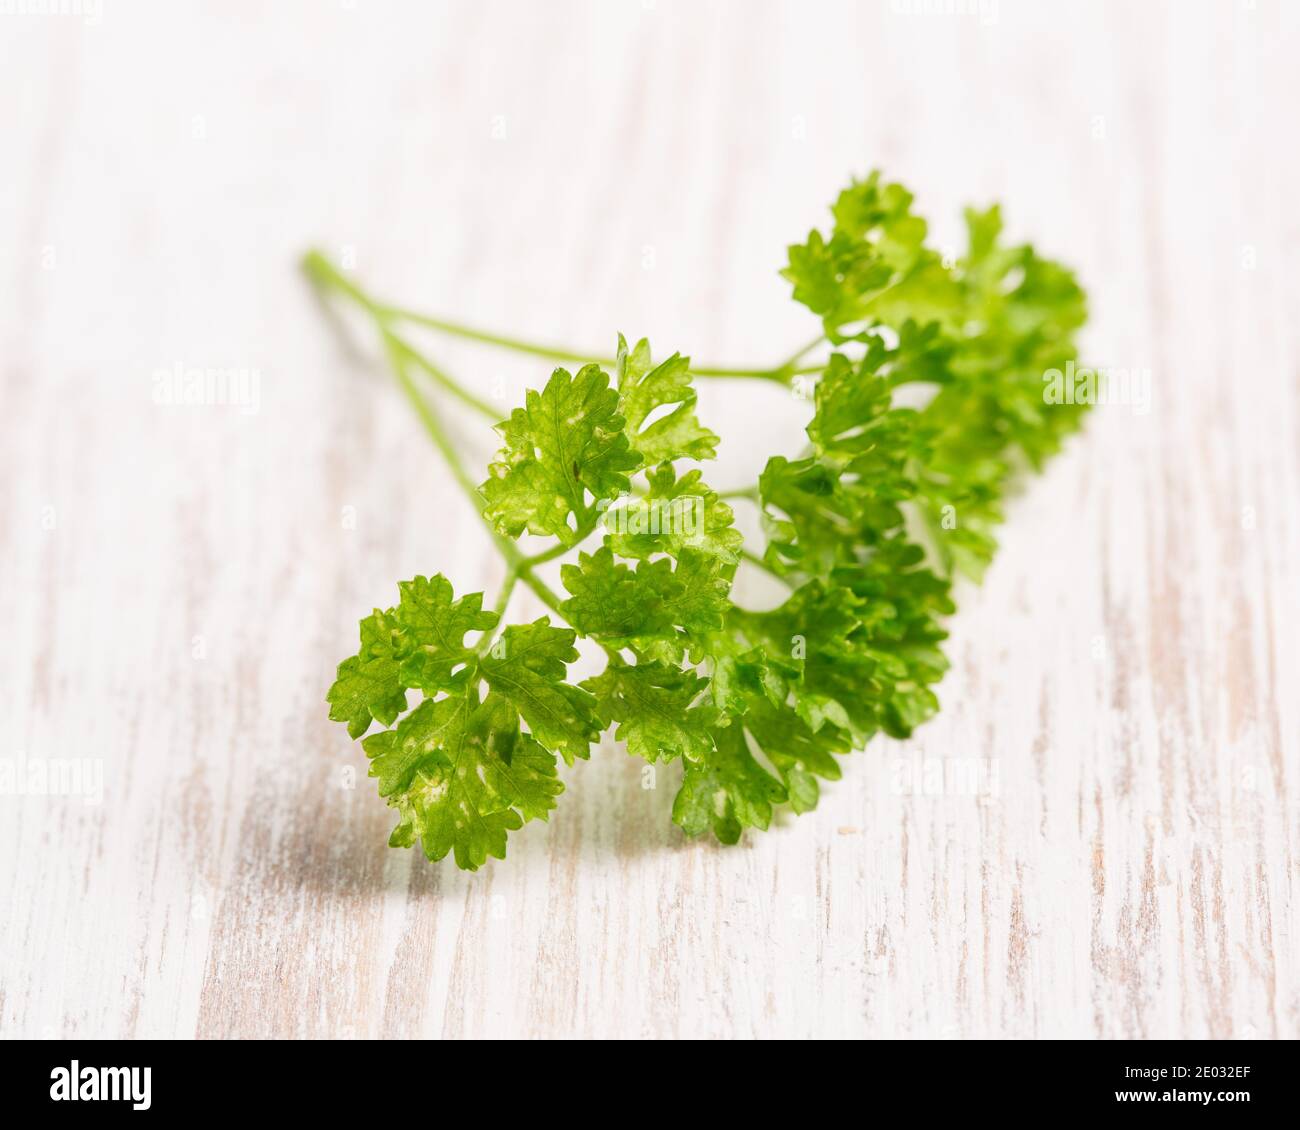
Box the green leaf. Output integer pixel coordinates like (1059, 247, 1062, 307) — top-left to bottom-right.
(604, 463, 742, 565)
(583, 660, 717, 763)
(743, 696, 852, 811)
(672, 724, 787, 844)
(783, 172, 962, 339)
(760, 347, 931, 582)
(363, 693, 470, 804)
(698, 634, 787, 716)
(480, 618, 600, 765)
(481, 364, 641, 544)
(560, 545, 730, 649)
(361, 691, 561, 871)
(783, 174, 1089, 589)
(744, 698, 851, 814)
(327, 609, 408, 739)
(560, 547, 680, 642)
(474, 693, 565, 823)
(807, 349, 916, 458)
(393, 574, 498, 693)
(615, 335, 718, 464)
(735, 572, 948, 744)
(661, 549, 730, 634)
(361, 693, 513, 869)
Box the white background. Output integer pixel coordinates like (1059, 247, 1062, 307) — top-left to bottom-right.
(1, 0, 1296, 1038)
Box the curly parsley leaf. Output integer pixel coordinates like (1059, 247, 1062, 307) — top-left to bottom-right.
(479, 618, 600, 766)
(361, 689, 562, 870)
(783, 173, 960, 340)
(604, 464, 743, 565)
(480, 364, 641, 544)
(582, 659, 717, 763)
(328, 574, 591, 869)
(327, 609, 409, 739)
(616, 335, 719, 464)
(559, 547, 681, 642)
(394, 574, 499, 694)
(561, 545, 731, 657)
(671, 723, 787, 845)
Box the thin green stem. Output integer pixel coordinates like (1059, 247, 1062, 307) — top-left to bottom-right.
(310, 249, 605, 643)
(476, 561, 575, 656)
(304, 249, 500, 420)
(392, 302, 822, 383)
(515, 564, 569, 619)
(491, 567, 520, 619)
(690, 361, 820, 381)
(481, 512, 608, 657)
(717, 486, 760, 502)
(309, 245, 804, 646)
(476, 566, 521, 656)
(308, 246, 824, 388)
(691, 334, 826, 383)
(383, 305, 611, 367)
(523, 517, 600, 568)
(384, 337, 477, 500)
(302, 248, 381, 316)
(401, 342, 501, 420)
(740, 547, 794, 588)
(688, 365, 785, 383)
(383, 334, 523, 570)
(386, 339, 590, 640)
(774, 334, 827, 372)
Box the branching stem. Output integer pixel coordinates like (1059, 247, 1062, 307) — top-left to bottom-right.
(305, 248, 822, 386)
(303, 248, 790, 630)
(740, 548, 794, 587)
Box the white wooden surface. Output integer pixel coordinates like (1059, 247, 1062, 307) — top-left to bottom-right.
(1, 0, 1297, 1040)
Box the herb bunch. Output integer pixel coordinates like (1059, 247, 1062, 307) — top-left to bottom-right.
(307, 172, 1089, 870)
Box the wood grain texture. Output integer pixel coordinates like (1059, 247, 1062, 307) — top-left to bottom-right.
(1, 0, 1296, 1040)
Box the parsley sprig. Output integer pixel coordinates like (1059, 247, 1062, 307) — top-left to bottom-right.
(307, 171, 1089, 870)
